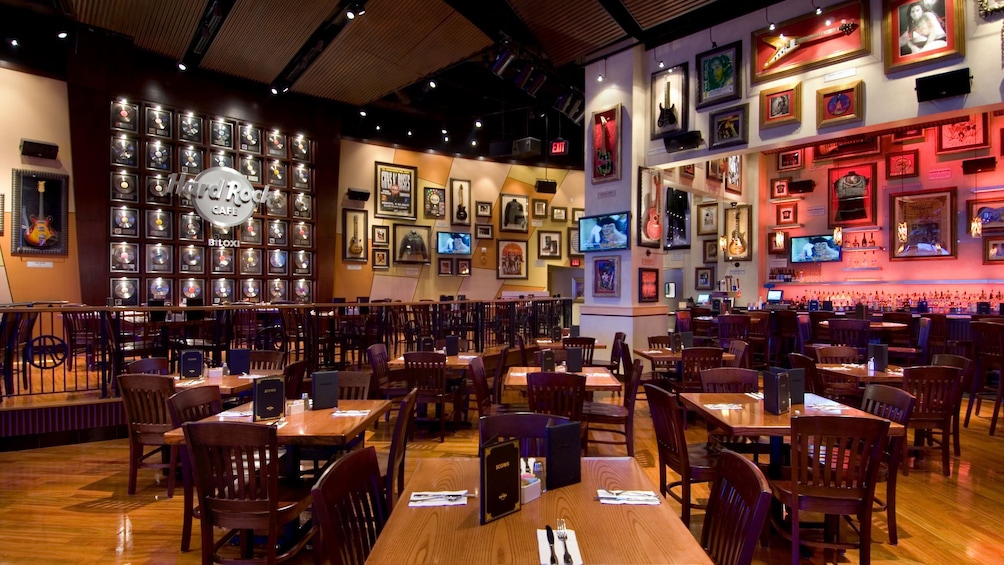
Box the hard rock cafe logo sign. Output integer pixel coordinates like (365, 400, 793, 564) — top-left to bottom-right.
(160, 166, 268, 228)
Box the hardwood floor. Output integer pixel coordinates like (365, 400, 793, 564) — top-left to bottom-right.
(2, 389, 1003, 564)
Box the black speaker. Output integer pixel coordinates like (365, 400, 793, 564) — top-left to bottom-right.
(916, 68, 970, 102)
(20, 139, 59, 159)
(663, 130, 702, 153)
(535, 179, 557, 193)
(788, 179, 815, 193)
(963, 157, 996, 175)
(346, 187, 371, 201)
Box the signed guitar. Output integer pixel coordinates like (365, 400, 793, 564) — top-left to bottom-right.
(349, 215, 364, 256)
(761, 21, 858, 69)
(644, 178, 662, 241)
(25, 180, 57, 247)
(455, 183, 468, 222)
(595, 116, 613, 177)
(727, 208, 747, 257)
(656, 77, 677, 128)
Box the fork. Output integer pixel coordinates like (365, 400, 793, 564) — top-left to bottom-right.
(556, 518, 573, 564)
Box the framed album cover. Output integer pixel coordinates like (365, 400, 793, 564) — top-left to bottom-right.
(265, 189, 287, 217)
(210, 151, 234, 169)
(240, 218, 262, 245)
(497, 239, 528, 279)
(179, 146, 204, 174)
(593, 255, 620, 297)
(110, 100, 138, 132)
(828, 163, 877, 228)
(394, 224, 432, 264)
(650, 62, 688, 139)
(212, 278, 235, 304)
(886, 149, 919, 179)
(212, 247, 235, 274)
(451, 178, 472, 225)
(145, 209, 173, 240)
(240, 248, 262, 275)
(816, 80, 864, 129)
(111, 135, 138, 167)
(777, 149, 803, 171)
(145, 243, 173, 274)
(883, 0, 965, 74)
(111, 278, 140, 306)
(145, 140, 173, 172)
(695, 266, 715, 290)
(179, 245, 205, 274)
(180, 278, 205, 302)
(759, 82, 801, 129)
(239, 124, 262, 153)
(267, 220, 288, 246)
(475, 224, 493, 240)
(538, 230, 562, 259)
(240, 155, 263, 184)
(696, 202, 719, 236)
(890, 187, 957, 260)
(500, 193, 529, 233)
(291, 135, 312, 162)
(178, 212, 203, 241)
(372, 249, 390, 270)
(144, 105, 172, 138)
(292, 192, 312, 219)
(292, 222, 312, 247)
(372, 224, 390, 247)
(146, 277, 173, 304)
(267, 161, 287, 188)
(591, 104, 621, 183)
(292, 164, 311, 190)
(457, 257, 472, 276)
(110, 171, 139, 203)
(375, 162, 417, 220)
(343, 208, 368, 262)
(178, 113, 203, 144)
(268, 249, 289, 275)
(532, 199, 548, 218)
(266, 131, 287, 158)
(425, 187, 446, 219)
(438, 258, 454, 276)
(709, 104, 749, 149)
(241, 278, 262, 302)
(210, 119, 235, 150)
(638, 268, 659, 303)
(111, 206, 139, 238)
(937, 114, 989, 153)
(696, 40, 742, 108)
(703, 239, 719, 263)
(110, 242, 139, 273)
(293, 250, 312, 276)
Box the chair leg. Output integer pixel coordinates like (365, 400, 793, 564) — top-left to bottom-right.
(166, 445, 177, 498)
(990, 385, 1004, 436)
(941, 427, 951, 477)
(953, 408, 962, 456)
(887, 475, 899, 545)
(789, 506, 800, 565)
(680, 475, 691, 527)
(181, 461, 194, 552)
(127, 440, 140, 495)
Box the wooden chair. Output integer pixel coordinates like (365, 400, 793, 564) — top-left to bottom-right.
(337, 370, 371, 400)
(124, 357, 170, 375)
(747, 311, 770, 368)
(526, 371, 587, 423)
(478, 412, 571, 458)
(403, 351, 450, 442)
(889, 316, 931, 366)
(796, 314, 812, 356)
(669, 347, 723, 396)
(772, 309, 799, 366)
(583, 358, 642, 456)
(167, 385, 223, 552)
(370, 343, 408, 421)
(282, 360, 308, 400)
(860, 384, 916, 545)
(183, 421, 316, 565)
(674, 309, 693, 333)
(700, 367, 768, 458)
(931, 353, 973, 456)
(468, 356, 499, 417)
(562, 336, 596, 365)
(312, 446, 388, 565)
(814, 346, 863, 403)
(644, 383, 717, 527)
(717, 314, 751, 351)
(726, 339, 750, 369)
(883, 311, 916, 347)
(770, 415, 889, 565)
(788, 352, 824, 395)
(815, 345, 859, 364)
(647, 335, 677, 379)
(827, 318, 871, 360)
(605, 331, 627, 382)
(700, 450, 771, 565)
(902, 365, 961, 476)
(385, 389, 417, 511)
(966, 321, 1004, 435)
(117, 373, 177, 497)
(922, 313, 949, 357)
(249, 349, 285, 371)
(808, 310, 835, 345)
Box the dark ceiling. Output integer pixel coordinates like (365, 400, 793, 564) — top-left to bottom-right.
(1, 0, 782, 169)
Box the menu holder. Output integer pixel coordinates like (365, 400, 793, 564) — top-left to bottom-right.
(419, 336, 435, 352)
(179, 349, 204, 378)
(480, 437, 521, 524)
(569, 325, 580, 338)
(868, 344, 888, 373)
(541, 350, 555, 371)
(445, 335, 459, 356)
(311, 371, 339, 410)
(545, 419, 581, 490)
(566, 347, 583, 373)
(227, 348, 251, 375)
(763, 370, 790, 415)
(679, 331, 694, 348)
(253, 376, 285, 422)
(551, 326, 563, 340)
(787, 368, 805, 405)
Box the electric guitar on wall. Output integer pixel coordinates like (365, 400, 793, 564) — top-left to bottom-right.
(656, 77, 677, 128)
(761, 21, 858, 69)
(349, 215, 364, 256)
(595, 115, 613, 177)
(455, 183, 468, 222)
(727, 208, 747, 257)
(25, 180, 57, 247)
(644, 179, 662, 241)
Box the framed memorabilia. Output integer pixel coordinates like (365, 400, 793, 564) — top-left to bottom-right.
(638, 268, 659, 303)
(145, 209, 173, 240)
(572, 208, 585, 221)
(424, 187, 446, 219)
(724, 155, 742, 196)
(551, 207, 567, 222)
(110, 171, 139, 203)
(768, 231, 788, 255)
(708, 104, 749, 149)
(983, 235, 1004, 264)
(179, 146, 204, 174)
(293, 250, 312, 276)
(292, 280, 312, 303)
(372, 249, 390, 270)
(292, 164, 311, 190)
(111, 100, 138, 132)
(813, 136, 880, 161)
(266, 131, 287, 158)
(239, 124, 262, 153)
(292, 222, 312, 248)
(145, 175, 171, 205)
(111, 135, 138, 167)
(240, 279, 261, 302)
(450, 178, 472, 225)
(937, 114, 989, 153)
(372, 224, 390, 247)
(179, 245, 204, 274)
(146, 277, 173, 304)
(892, 127, 925, 142)
(267, 220, 288, 246)
(696, 202, 719, 236)
(568, 227, 582, 257)
(292, 192, 312, 219)
(706, 158, 726, 181)
(475, 224, 494, 239)
(969, 197, 1004, 232)
(593, 255, 620, 297)
(178, 212, 203, 241)
(828, 163, 877, 228)
(532, 199, 548, 218)
(291, 135, 312, 162)
(499, 193, 529, 233)
(267, 280, 287, 303)
(650, 62, 688, 139)
(210, 224, 234, 241)
(178, 113, 203, 143)
(771, 177, 791, 199)
(886, 149, 919, 179)
(572, 277, 585, 301)
(702, 239, 718, 263)
(438, 258, 454, 276)
(111, 278, 140, 306)
(144, 105, 172, 138)
(591, 104, 621, 183)
(240, 248, 262, 275)
(342, 208, 368, 262)
(665, 185, 692, 250)
(267, 161, 287, 188)
(145, 140, 172, 171)
(375, 162, 417, 220)
(456, 258, 472, 276)
(210, 150, 234, 169)
(816, 80, 864, 129)
(212, 247, 235, 274)
(883, 0, 965, 74)
(265, 189, 287, 217)
(722, 205, 752, 261)
(538, 230, 562, 259)
(240, 154, 263, 184)
(681, 164, 695, 178)
(110, 242, 139, 273)
(777, 149, 803, 171)
(181, 279, 206, 303)
(111, 206, 139, 238)
(696, 41, 742, 108)
(890, 187, 957, 260)
(776, 202, 799, 226)
(750, 0, 870, 84)
(980, 0, 1004, 17)
(268, 249, 289, 276)
(476, 201, 492, 218)
(240, 218, 262, 245)
(695, 266, 715, 291)
(210, 119, 235, 149)
(760, 82, 801, 129)
(497, 239, 528, 279)
(211, 278, 235, 304)
(637, 168, 663, 248)
(394, 224, 432, 264)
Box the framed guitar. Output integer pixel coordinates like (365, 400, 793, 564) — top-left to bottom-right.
(451, 178, 471, 225)
(342, 208, 368, 262)
(12, 170, 68, 256)
(591, 104, 621, 184)
(650, 63, 688, 139)
(636, 167, 662, 248)
(723, 204, 752, 261)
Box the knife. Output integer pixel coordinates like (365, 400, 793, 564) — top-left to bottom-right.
(546, 525, 558, 565)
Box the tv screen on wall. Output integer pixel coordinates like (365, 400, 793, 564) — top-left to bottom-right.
(436, 231, 472, 255)
(790, 234, 843, 263)
(578, 212, 631, 252)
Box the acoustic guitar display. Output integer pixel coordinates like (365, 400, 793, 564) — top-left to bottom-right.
(455, 183, 468, 222)
(761, 21, 858, 69)
(595, 115, 613, 177)
(656, 77, 677, 128)
(727, 208, 747, 257)
(25, 180, 57, 247)
(349, 215, 364, 256)
(644, 177, 662, 241)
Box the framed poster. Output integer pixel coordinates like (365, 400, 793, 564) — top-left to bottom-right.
(538, 231, 562, 259)
(457, 258, 472, 276)
(424, 187, 446, 219)
(637, 168, 663, 249)
(450, 178, 471, 225)
(883, 0, 965, 74)
(890, 187, 957, 260)
(372, 249, 390, 270)
(886, 149, 919, 179)
(724, 155, 742, 196)
(759, 82, 801, 129)
(722, 205, 752, 261)
(572, 208, 585, 221)
(776, 202, 799, 226)
(475, 224, 493, 239)
(638, 268, 659, 303)
(709, 104, 749, 149)
(532, 199, 548, 218)
(593, 255, 620, 297)
(768, 231, 788, 255)
(696, 202, 719, 236)
(751, 0, 870, 84)
(937, 114, 989, 153)
(438, 258, 454, 276)
(816, 80, 864, 129)
(372, 224, 389, 247)
(829, 163, 877, 228)
(591, 104, 621, 183)
(983, 235, 1004, 264)
(695, 266, 715, 291)
(551, 207, 567, 222)
(497, 239, 528, 279)
(771, 177, 791, 199)
(892, 127, 926, 142)
(777, 149, 803, 171)
(375, 162, 417, 220)
(650, 63, 688, 139)
(499, 193, 529, 233)
(702, 239, 719, 263)
(968, 197, 1004, 232)
(476, 201, 492, 218)
(696, 41, 742, 108)
(11, 170, 69, 256)
(664, 185, 692, 250)
(342, 208, 368, 262)
(394, 224, 432, 264)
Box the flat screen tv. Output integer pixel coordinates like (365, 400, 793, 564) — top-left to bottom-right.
(696, 293, 711, 304)
(578, 212, 631, 252)
(766, 289, 783, 303)
(790, 234, 842, 263)
(436, 231, 472, 255)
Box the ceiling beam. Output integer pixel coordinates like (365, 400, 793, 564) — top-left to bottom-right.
(642, 0, 784, 49)
(179, 0, 237, 69)
(597, 0, 643, 39)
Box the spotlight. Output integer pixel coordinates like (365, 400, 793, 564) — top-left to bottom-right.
(282, 86, 289, 93)
(596, 73, 604, 82)
(57, 31, 68, 40)
(407, 130, 413, 137)
(816, 7, 823, 14)
(658, 60, 665, 69)
(474, 119, 482, 128)
(375, 124, 380, 131)
(9, 38, 18, 47)
(177, 61, 187, 71)
(270, 87, 278, 95)
(428, 79, 437, 89)
(359, 110, 367, 117)
(443, 135, 450, 142)
(769, 22, 776, 31)
(471, 140, 477, 146)
(441, 128, 448, 134)
(346, 3, 365, 19)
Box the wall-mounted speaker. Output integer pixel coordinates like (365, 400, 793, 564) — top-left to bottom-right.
(788, 179, 816, 194)
(915, 68, 970, 102)
(663, 130, 702, 153)
(535, 179, 557, 193)
(20, 138, 59, 159)
(962, 157, 996, 174)
(346, 187, 371, 201)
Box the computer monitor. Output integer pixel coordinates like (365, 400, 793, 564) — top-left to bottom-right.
(696, 293, 711, 305)
(766, 290, 783, 304)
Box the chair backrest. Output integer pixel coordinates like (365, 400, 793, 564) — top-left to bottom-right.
(808, 310, 835, 342)
(643, 383, 688, 472)
(338, 371, 371, 400)
(931, 353, 974, 398)
(970, 321, 1004, 360)
(311, 446, 389, 565)
(385, 389, 418, 510)
(621, 358, 644, 417)
(250, 349, 285, 370)
(700, 367, 759, 393)
(680, 347, 724, 390)
(789, 415, 889, 507)
(562, 337, 596, 364)
(675, 310, 693, 333)
(117, 373, 176, 437)
(902, 365, 961, 422)
(816, 345, 859, 364)
(717, 314, 751, 349)
(492, 347, 511, 404)
(402, 351, 447, 394)
(861, 384, 915, 472)
(533, 348, 569, 366)
(775, 309, 798, 338)
(922, 313, 948, 345)
(468, 357, 493, 416)
(748, 311, 770, 339)
(526, 371, 587, 421)
(514, 334, 529, 366)
(368, 343, 390, 384)
(700, 450, 772, 565)
(913, 316, 932, 364)
(883, 311, 915, 347)
(607, 336, 625, 380)
(167, 385, 223, 429)
(827, 318, 871, 351)
(726, 339, 750, 368)
(478, 412, 570, 458)
(124, 357, 170, 375)
(796, 314, 812, 354)
(789, 352, 824, 395)
(647, 335, 673, 350)
(282, 360, 308, 399)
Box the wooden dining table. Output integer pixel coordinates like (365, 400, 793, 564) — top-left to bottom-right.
(172, 372, 280, 397)
(365, 457, 713, 564)
(633, 348, 736, 364)
(817, 320, 907, 331)
(386, 352, 483, 370)
(816, 363, 905, 386)
(504, 366, 622, 392)
(535, 338, 607, 349)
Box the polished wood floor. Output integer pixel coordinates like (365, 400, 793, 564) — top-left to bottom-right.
(2, 388, 1004, 564)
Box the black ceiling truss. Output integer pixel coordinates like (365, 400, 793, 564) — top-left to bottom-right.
(179, 0, 236, 70)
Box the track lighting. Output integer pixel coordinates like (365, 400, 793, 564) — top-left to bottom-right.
(346, 3, 365, 19)
(177, 61, 187, 71)
(474, 119, 482, 128)
(57, 31, 68, 39)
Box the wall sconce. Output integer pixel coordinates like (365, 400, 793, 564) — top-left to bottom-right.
(719, 235, 728, 253)
(832, 227, 842, 246)
(971, 216, 983, 238)
(897, 221, 908, 243)
(775, 231, 785, 248)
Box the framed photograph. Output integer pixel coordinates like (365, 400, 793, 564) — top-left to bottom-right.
(724, 155, 743, 196)
(695, 266, 715, 291)
(890, 187, 958, 260)
(394, 224, 432, 264)
(476, 201, 492, 218)
(703, 239, 719, 263)
(111, 100, 138, 132)
(968, 197, 1004, 232)
(937, 114, 989, 153)
(771, 177, 791, 199)
(760, 82, 801, 129)
(828, 163, 877, 228)
(776, 202, 799, 226)
(884, 0, 965, 74)
(983, 235, 1004, 264)
(696, 40, 742, 108)
(497, 239, 528, 279)
(456, 258, 472, 276)
(591, 104, 621, 183)
(551, 207, 567, 222)
(450, 178, 472, 225)
(593, 255, 621, 298)
(372, 249, 390, 270)
(532, 199, 548, 218)
(681, 164, 695, 178)
(568, 227, 582, 257)
(777, 149, 803, 171)
(538, 230, 562, 259)
(892, 127, 925, 142)
(696, 202, 719, 236)
(424, 187, 446, 219)
(750, 0, 870, 84)
(110, 242, 139, 273)
(886, 149, 919, 179)
(768, 231, 788, 255)
(638, 268, 659, 303)
(475, 224, 494, 240)
(706, 158, 726, 181)
(722, 205, 752, 261)
(572, 208, 585, 221)
(372, 224, 390, 247)
(572, 277, 585, 301)
(813, 135, 880, 161)
(438, 258, 454, 276)
(980, 0, 1004, 17)
(342, 208, 368, 262)
(708, 104, 749, 149)
(375, 162, 417, 220)
(665, 185, 692, 250)
(499, 193, 529, 232)
(637, 168, 663, 248)
(650, 62, 689, 139)
(816, 80, 864, 129)
(665, 282, 677, 299)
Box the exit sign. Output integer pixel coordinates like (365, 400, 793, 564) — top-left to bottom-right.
(550, 138, 568, 156)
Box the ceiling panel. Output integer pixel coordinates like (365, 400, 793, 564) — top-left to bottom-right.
(70, 0, 206, 59)
(508, 0, 622, 67)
